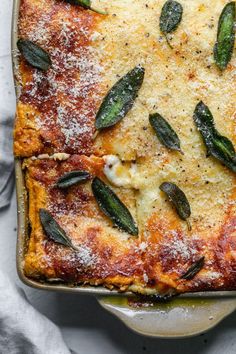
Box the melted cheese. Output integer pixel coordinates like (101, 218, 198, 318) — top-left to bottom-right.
(103, 155, 137, 188)
(94, 0, 235, 161)
(93, 0, 236, 237)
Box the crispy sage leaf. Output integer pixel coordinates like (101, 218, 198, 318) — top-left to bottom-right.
(56, 170, 91, 189)
(212, 136, 235, 160)
(160, 0, 183, 48)
(17, 39, 52, 71)
(64, 0, 107, 15)
(95, 66, 145, 130)
(160, 182, 191, 229)
(149, 113, 183, 154)
(193, 101, 236, 172)
(180, 257, 205, 280)
(92, 177, 138, 236)
(214, 2, 235, 70)
(39, 209, 77, 250)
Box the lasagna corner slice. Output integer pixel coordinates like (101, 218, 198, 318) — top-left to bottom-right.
(23, 155, 145, 292)
(134, 154, 236, 293)
(14, 0, 106, 157)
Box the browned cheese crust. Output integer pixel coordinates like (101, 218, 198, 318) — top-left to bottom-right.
(24, 156, 146, 292)
(14, 0, 106, 156)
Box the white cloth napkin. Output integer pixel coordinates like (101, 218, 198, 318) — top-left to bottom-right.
(0, 112, 14, 209)
(0, 270, 73, 354)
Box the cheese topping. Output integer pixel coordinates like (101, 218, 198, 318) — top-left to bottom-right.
(103, 155, 137, 188)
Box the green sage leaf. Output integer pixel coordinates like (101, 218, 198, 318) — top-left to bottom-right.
(92, 177, 138, 236)
(212, 135, 236, 160)
(64, 0, 107, 15)
(193, 101, 236, 172)
(39, 209, 77, 250)
(17, 39, 52, 71)
(180, 257, 205, 280)
(160, 182, 191, 229)
(214, 2, 235, 70)
(56, 171, 91, 189)
(149, 113, 183, 154)
(160, 0, 183, 48)
(95, 66, 145, 130)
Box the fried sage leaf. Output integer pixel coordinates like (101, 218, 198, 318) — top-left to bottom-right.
(64, 0, 107, 15)
(214, 2, 235, 70)
(212, 135, 235, 160)
(17, 39, 52, 71)
(160, 182, 191, 229)
(39, 209, 77, 250)
(180, 257, 205, 280)
(193, 101, 236, 172)
(95, 66, 145, 130)
(160, 0, 183, 48)
(92, 177, 138, 236)
(149, 113, 183, 154)
(56, 171, 91, 189)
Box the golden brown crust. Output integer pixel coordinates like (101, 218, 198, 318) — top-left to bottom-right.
(24, 155, 236, 294)
(24, 156, 145, 290)
(139, 207, 236, 293)
(15, 0, 105, 156)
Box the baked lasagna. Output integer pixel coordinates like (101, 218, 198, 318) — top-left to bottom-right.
(15, 0, 236, 295)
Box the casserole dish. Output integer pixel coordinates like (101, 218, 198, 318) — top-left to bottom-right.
(12, 0, 236, 337)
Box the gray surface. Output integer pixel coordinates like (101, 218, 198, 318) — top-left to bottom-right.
(1, 0, 236, 353)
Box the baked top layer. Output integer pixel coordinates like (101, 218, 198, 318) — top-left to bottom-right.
(23, 156, 145, 292)
(14, 0, 235, 158)
(14, 0, 103, 156)
(24, 156, 236, 294)
(15, 0, 236, 295)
